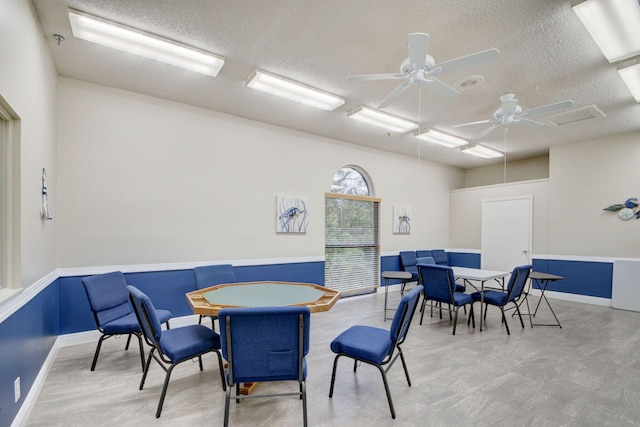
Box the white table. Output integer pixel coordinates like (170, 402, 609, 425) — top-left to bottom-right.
(452, 267, 509, 331)
(381, 271, 414, 321)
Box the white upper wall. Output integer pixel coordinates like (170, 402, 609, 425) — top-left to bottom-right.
(549, 132, 640, 258)
(464, 156, 549, 187)
(56, 77, 464, 267)
(0, 0, 58, 286)
(450, 130, 640, 259)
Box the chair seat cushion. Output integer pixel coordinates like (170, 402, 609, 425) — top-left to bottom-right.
(452, 292, 472, 306)
(330, 325, 391, 364)
(102, 309, 171, 334)
(471, 290, 508, 306)
(160, 325, 220, 362)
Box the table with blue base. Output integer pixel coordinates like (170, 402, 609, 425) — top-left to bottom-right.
(381, 271, 414, 321)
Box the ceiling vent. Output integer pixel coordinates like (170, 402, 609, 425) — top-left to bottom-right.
(545, 105, 606, 127)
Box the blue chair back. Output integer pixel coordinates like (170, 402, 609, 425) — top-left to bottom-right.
(82, 271, 132, 326)
(416, 250, 432, 259)
(506, 265, 532, 303)
(127, 285, 163, 345)
(431, 249, 449, 265)
(194, 264, 236, 290)
(399, 251, 418, 277)
(389, 285, 423, 345)
(219, 306, 311, 384)
(416, 256, 435, 266)
(418, 264, 455, 304)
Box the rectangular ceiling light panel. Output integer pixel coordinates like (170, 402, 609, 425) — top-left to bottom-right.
(572, 0, 640, 63)
(347, 105, 418, 133)
(414, 128, 468, 147)
(461, 144, 504, 159)
(618, 62, 640, 102)
(246, 69, 345, 111)
(68, 10, 225, 76)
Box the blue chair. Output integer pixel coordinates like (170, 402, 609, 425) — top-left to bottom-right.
(218, 306, 311, 427)
(470, 265, 532, 335)
(81, 271, 172, 371)
(416, 249, 433, 259)
(127, 285, 226, 418)
(399, 251, 419, 282)
(431, 249, 449, 265)
(417, 264, 474, 335)
(329, 285, 422, 419)
(194, 264, 236, 329)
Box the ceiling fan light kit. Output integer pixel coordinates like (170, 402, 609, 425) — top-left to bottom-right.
(246, 69, 345, 111)
(414, 128, 468, 148)
(347, 105, 418, 133)
(68, 10, 225, 77)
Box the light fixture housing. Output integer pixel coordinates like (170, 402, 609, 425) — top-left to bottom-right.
(572, 0, 640, 63)
(461, 144, 504, 159)
(347, 105, 418, 133)
(68, 10, 225, 77)
(246, 69, 345, 111)
(414, 128, 468, 148)
(618, 59, 640, 102)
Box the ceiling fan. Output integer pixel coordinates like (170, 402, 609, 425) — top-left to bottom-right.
(453, 93, 575, 139)
(347, 32, 500, 109)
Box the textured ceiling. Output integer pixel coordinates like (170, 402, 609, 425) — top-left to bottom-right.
(32, 0, 640, 169)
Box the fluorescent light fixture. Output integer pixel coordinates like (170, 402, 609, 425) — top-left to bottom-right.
(347, 105, 418, 133)
(572, 0, 640, 63)
(414, 128, 468, 148)
(246, 69, 345, 111)
(68, 10, 224, 77)
(618, 60, 640, 102)
(461, 144, 504, 159)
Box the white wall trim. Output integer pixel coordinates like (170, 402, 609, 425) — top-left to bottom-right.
(56, 256, 326, 278)
(0, 271, 58, 324)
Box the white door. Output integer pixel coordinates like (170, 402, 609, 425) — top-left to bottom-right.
(481, 196, 532, 272)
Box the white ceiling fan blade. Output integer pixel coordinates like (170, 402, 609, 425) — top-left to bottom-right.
(378, 81, 413, 108)
(475, 122, 502, 139)
(452, 119, 493, 128)
(436, 48, 500, 74)
(421, 78, 459, 100)
(502, 99, 518, 115)
(524, 100, 574, 117)
(516, 118, 545, 129)
(408, 33, 429, 66)
(347, 73, 405, 81)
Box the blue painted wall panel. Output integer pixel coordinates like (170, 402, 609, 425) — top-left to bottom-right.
(234, 262, 324, 285)
(448, 252, 481, 268)
(532, 259, 613, 298)
(0, 283, 58, 427)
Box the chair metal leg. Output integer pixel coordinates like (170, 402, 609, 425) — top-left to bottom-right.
(224, 385, 232, 427)
(214, 350, 227, 391)
(198, 355, 203, 371)
(90, 335, 108, 371)
(328, 355, 341, 398)
(156, 364, 176, 418)
(452, 307, 460, 335)
(198, 314, 203, 325)
(501, 308, 511, 335)
(375, 364, 396, 419)
(135, 332, 145, 372)
(125, 333, 132, 350)
(398, 348, 411, 386)
(139, 349, 154, 390)
(514, 303, 525, 329)
(302, 380, 308, 427)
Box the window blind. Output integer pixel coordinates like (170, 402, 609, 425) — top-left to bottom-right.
(325, 193, 380, 295)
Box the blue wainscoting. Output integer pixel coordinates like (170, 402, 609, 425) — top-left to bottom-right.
(0, 283, 58, 427)
(532, 258, 613, 299)
(0, 253, 620, 427)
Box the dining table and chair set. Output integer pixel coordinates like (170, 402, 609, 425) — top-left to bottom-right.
(78, 253, 564, 424)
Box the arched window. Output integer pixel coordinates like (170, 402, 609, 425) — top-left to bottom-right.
(325, 166, 380, 295)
